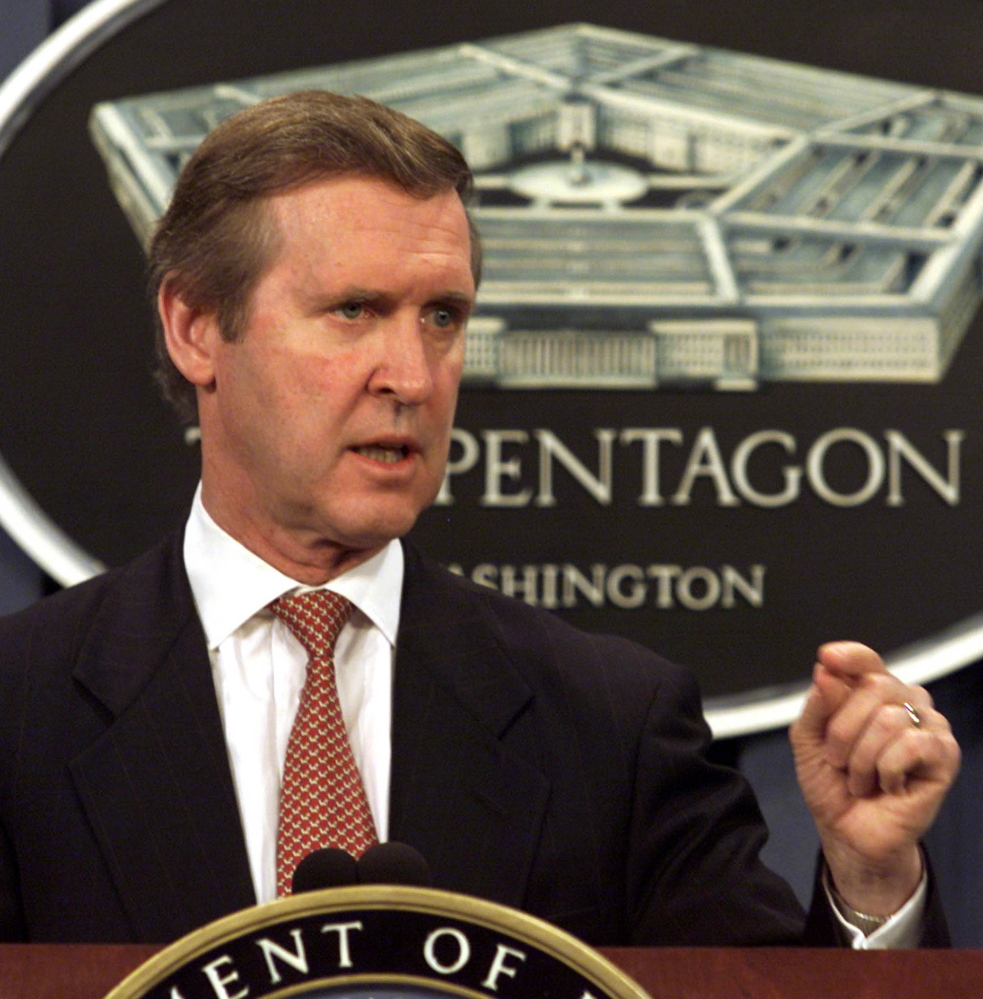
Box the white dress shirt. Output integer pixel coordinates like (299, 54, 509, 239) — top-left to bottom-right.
(183, 487, 400, 903)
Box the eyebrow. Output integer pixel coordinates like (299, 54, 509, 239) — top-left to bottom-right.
(434, 290, 477, 310)
(302, 286, 476, 312)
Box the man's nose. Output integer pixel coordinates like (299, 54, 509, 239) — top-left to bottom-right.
(367, 317, 435, 405)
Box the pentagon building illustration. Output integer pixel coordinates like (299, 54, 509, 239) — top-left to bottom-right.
(89, 23, 983, 391)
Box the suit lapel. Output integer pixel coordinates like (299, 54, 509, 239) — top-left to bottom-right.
(62, 532, 549, 934)
(390, 544, 549, 908)
(69, 533, 254, 941)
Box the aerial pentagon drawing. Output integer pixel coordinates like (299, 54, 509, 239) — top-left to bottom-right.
(89, 23, 983, 391)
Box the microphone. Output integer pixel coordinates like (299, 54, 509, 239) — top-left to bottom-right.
(291, 843, 433, 895)
(357, 842, 433, 887)
(291, 847, 359, 894)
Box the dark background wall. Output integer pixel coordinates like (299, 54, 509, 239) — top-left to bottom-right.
(0, 0, 980, 945)
(0, 1, 86, 611)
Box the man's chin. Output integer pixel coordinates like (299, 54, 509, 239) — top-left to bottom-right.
(328, 509, 425, 554)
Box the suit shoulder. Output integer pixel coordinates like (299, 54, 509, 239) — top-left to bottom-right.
(0, 533, 186, 670)
(402, 542, 699, 701)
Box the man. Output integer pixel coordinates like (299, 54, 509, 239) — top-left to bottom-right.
(0, 91, 959, 945)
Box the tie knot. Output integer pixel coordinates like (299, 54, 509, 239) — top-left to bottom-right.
(271, 590, 354, 662)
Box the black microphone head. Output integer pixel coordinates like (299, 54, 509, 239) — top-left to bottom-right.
(291, 848, 359, 894)
(357, 842, 433, 887)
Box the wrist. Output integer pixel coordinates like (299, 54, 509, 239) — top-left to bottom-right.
(825, 869, 890, 934)
(822, 842, 925, 917)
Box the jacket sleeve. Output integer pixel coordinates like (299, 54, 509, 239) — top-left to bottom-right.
(0, 606, 31, 941)
(622, 656, 808, 944)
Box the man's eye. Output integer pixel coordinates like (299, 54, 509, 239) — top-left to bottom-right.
(431, 307, 457, 328)
(338, 302, 364, 319)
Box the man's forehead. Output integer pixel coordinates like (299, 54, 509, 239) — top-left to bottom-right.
(263, 175, 474, 280)
(247, 178, 472, 308)
(268, 173, 465, 222)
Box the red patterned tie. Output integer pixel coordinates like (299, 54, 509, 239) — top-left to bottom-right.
(271, 590, 378, 896)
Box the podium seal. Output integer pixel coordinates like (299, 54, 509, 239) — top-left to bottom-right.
(104, 885, 650, 999)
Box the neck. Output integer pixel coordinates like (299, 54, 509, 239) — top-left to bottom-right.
(199, 482, 384, 585)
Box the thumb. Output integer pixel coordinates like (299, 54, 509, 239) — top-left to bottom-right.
(791, 664, 850, 746)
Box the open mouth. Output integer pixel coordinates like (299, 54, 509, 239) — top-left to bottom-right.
(354, 444, 411, 464)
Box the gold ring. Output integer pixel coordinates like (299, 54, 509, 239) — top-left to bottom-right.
(902, 701, 922, 728)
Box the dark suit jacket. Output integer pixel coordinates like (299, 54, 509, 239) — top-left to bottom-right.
(0, 532, 948, 945)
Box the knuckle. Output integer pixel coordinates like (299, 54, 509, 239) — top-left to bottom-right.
(825, 713, 853, 747)
(861, 672, 896, 700)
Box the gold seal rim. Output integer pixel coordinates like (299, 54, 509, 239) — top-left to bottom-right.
(244, 970, 510, 999)
(104, 884, 652, 999)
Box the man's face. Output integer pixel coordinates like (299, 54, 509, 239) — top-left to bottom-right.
(189, 175, 475, 580)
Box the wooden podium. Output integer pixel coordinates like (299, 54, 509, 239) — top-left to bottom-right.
(3, 945, 983, 999)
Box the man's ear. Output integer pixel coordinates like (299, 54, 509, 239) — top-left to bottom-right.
(158, 280, 221, 387)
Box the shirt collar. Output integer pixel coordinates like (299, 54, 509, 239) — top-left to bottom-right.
(183, 486, 404, 651)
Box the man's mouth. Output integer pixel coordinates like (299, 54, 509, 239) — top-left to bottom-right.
(354, 444, 411, 464)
